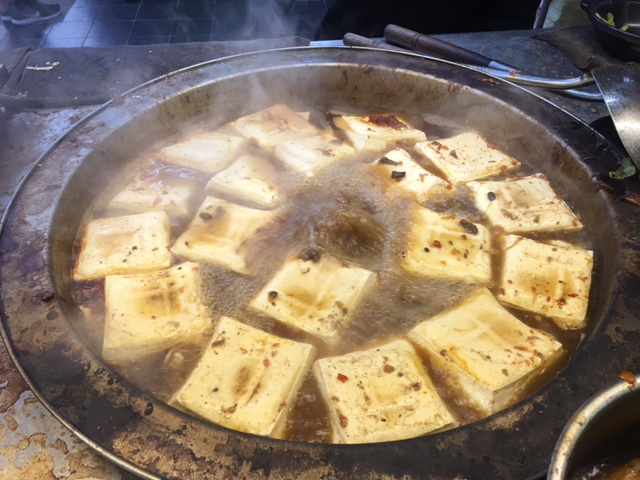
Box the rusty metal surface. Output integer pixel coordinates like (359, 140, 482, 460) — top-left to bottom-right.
(0, 46, 639, 480)
(0, 108, 140, 480)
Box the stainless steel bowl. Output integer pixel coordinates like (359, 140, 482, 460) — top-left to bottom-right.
(548, 372, 640, 479)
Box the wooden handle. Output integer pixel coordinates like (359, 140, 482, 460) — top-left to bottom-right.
(383, 24, 494, 67)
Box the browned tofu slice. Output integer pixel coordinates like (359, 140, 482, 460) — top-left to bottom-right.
(314, 339, 457, 443)
(467, 174, 583, 234)
(249, 255, 376, 344)
(74, 211, 171, 281)
(497, 235, 593, 329)
(401, 206, 492, 284)
(173, 316, 316, 438)
(415, 132, 520, 184)
(171, 197, 277, 275)
(103, 262, 211, 363)
(408, 288, 564, 415)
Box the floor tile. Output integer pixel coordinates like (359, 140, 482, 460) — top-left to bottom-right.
(127, 35, 170, 45)
(73, 0, 107, 6)
(171, 18, 212, 36)
(41, 37, 86, 48)
(46, 21, 93, 39)
(169, 34, 211, 43)
(0, 0, 327, 51)
(2, 23, 50, 41)
(98, 5, 139, 21)
(63, 6, 101, 22)
(137, 4, 177, 20)
(214, 0, 251, 17)
(0, 36, 42, 49)
(82, 36, 127, 46)
(211, 16, 250, 35)
(175, 2, 214, 19)
(210, 32, 253, 42)
(103, 0, 138, 5)
(131, 19, 173, 36)
(86, 20, 133, 42)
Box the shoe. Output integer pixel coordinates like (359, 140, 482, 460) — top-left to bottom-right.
(4, 1, 61, 26)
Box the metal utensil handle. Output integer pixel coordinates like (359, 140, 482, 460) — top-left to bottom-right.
(384, 24, 496, 67)
(343, 33, 408, 53)
(342, 33, 601, 100)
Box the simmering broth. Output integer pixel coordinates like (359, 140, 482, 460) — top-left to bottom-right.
(70, 104, 590, 444)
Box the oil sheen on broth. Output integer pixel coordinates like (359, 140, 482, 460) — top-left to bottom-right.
(71, 104, 591, 444)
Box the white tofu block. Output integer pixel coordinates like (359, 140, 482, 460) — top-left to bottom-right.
(408, 288, 563, 415)
(171, 197, 276, 275)
(333, 113, 427, 155)
(274, 132, 356, 177)
(103, 262, 211, 363)
(231, 104, 320, 151)
(402, 206, 492, 283)
(157, 130, 245, 174)
(368, 148, 454, 203)
(249, 255, 376, 344)
(108, 161, 202, 219)
(498, 235, 593, 330)
(206, 153, 283, 209)
(174, 316, 316, 438)
(74, 211, 171, 281)
(415, 132, 520, 184)
(467, 174, 583, 234)
(314, 339, 456, 444)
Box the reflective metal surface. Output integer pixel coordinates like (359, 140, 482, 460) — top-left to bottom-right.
(0, 47, 639, 480)
(593, 64, 640, 166)
(548, 373, 640, 480)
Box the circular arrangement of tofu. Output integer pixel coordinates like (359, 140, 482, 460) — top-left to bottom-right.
(72, 104, 593, 444)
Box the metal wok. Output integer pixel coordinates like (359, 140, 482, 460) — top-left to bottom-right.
(1, 47, 640, 480)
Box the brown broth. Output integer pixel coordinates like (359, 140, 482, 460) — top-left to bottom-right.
(70, 105, 593, 444)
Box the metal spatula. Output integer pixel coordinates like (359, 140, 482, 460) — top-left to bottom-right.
(591, 64, 640, 167)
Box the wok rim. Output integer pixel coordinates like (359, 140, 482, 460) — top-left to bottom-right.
(0, 46, 635, 480)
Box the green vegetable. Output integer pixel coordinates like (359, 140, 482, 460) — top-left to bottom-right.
(609, 157, 637, 180)
(595, 11, 630, 31)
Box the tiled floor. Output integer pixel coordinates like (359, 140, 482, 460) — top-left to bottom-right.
(0, 0, 586, 51)
(0, 0, 328, 50)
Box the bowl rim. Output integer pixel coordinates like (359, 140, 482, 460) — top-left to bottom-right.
(547, 373, 640, 480)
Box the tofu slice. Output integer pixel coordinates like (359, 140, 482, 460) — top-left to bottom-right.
(231, 104, 320, 152)
(498, 235, 593, 330)
(206, 153, 283, 209)
(408, 288, 564, 415)
(367, 148, 454, 203)
(156, 129, 246, 175)
(171, 197, 276, 275)
(314, 339, 456, 444)
(102, 262, 211, 364)
(467, 174, 583, 234)
(415, 132, 520, 184)
(74, 211, 171, 281)
(109, 161, 203, 219)
(274, 131, 356, 177)
(249, 255, 377, 344)
(401, 206, 492, 283)
(333, 113, 427, 155)
(173, 316, 316, 438)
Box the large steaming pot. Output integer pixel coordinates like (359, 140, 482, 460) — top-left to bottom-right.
(1, 47, 639, 480)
